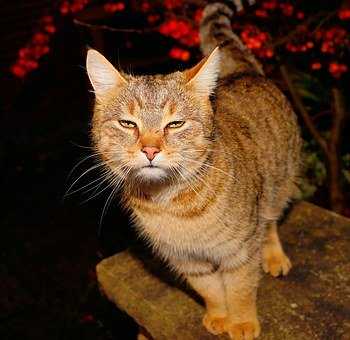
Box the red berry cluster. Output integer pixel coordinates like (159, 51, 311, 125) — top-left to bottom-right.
(169, 47, 190, 61)
(11, 16, 55, 78)
(103, 2, 125, 13)
(60, 0, 90, 15)
(147, 14, 160, 24)
(310, 61, 322, 70)
(80, 314, 95, 323)
(159, 19, 199, 47)
(255, 9, 269, 18)
(255, 1, 304, 20)
(240, 25, 274, 58)
(338, 8, 350, 20)
(164, 0, 183, 10)
(286, 40, 314, 53)
(139, 1, 152, 13)
(279, 3, 293, 16)
(329, 62, 348, 78)
(261, 0, 277, 10)
(193, 8, 203, 25)
(316, 27, 348, 54)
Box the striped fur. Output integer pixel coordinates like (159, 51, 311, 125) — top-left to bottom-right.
(200, 2, 264, 77)
(86, 1, 302, 339)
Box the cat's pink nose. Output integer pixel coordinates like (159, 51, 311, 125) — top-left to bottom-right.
(142, 146, 160, 161)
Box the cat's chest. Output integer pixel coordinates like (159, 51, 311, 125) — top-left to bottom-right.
(131, 205, 240, 261)
(134, 209, 209, 243)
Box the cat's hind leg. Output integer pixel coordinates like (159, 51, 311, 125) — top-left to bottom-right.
(262, 221, 292, 277)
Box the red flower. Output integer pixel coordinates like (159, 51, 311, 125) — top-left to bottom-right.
(147, 14, 160, 24)
(296, 11, 304, 20)
(18, 48, 31, 59)
(338, 8, 350, 20)
(159, 19, 198, 46)
(80, 314, 95, 323)
(286, 42, 297, 52)
(194, 9, 203, 24)
(41, 15, 53, 24)
(311, 62, 322, 70)
(321, 41, 335, 54)
(140, 1, 150, 12)
(280, 3, 294, 16)
(329, 62, 348, 78)
(265, 48, 274, 58)
(11, 65, 27, 78)
(306, 41, 314, 49)
(164, 0, 183, 10)
(104, 2, 125, 13)
(262, 1, 277, 10)
(60, 1, 70, 15)
(45, 25, 56, 34)
(255, 9, 268, 18)
(169, 47, 190, 61)
(33, 33, 49, 45)
(241, 25, 270, 55)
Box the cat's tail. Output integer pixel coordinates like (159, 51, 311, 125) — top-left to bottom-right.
(200, 1, 264, 78)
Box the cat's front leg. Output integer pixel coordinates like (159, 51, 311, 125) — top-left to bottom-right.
(186, 271, 227, 335)
(172, 259, 227, 335)
(221, 257, 261, 340)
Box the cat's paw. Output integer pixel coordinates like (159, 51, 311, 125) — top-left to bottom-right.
(202, 313, 227, 335)
(227, 319, 261, 340)
(262, 246, 292, 277)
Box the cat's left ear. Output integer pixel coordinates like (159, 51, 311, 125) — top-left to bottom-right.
(184, 47, 221, 97)
(86, 49, 127, 98)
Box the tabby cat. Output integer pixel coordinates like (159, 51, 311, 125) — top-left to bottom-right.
(86, 1, 301, 339)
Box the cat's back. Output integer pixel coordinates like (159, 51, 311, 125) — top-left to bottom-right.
(215, 73, 301, 162)
(214, 72, 301, 210)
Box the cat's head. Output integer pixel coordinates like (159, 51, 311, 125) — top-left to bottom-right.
(86, 48, 220, 186)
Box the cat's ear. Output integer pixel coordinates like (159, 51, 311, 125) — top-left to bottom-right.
(184, 47, 220, 97)
(86, 49, 127, 98)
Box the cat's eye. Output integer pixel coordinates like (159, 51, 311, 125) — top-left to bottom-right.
(119, 120, 137, 128)
(166, 121, 185, 129)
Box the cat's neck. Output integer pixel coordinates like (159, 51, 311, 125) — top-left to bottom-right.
(126, 144, 228, 206)
(127, 177, 186, 204)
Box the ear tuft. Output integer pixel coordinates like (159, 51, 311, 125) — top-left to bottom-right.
(86, 49, 126, 98)
(185, 47, 221, 97)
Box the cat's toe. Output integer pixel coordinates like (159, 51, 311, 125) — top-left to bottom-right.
(262, 249, 292, 277)
(202, 313, 227, 335)
(227, 319, 261, 340)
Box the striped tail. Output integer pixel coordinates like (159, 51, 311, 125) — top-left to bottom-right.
(200, 1, 264, 78)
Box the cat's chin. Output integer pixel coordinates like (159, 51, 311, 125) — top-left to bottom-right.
(136, 166, 168, 182)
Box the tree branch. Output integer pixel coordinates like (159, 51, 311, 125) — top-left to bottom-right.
(331, 87, 346, 151)
(326, 87, 346, 213)
(280, 65, 328, 153)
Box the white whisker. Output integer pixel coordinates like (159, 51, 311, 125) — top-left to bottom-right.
(180, 155, 237, 181)
(65, 159, 115, 197)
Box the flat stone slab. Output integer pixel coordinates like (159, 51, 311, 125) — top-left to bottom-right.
(96, 202, 350, 339)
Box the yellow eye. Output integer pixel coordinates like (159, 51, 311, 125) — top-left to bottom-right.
(166, 121, 185, 129)
(119, 120, 137, 128)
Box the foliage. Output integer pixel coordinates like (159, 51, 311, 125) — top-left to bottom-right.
(300, 140, 327, 199)
(8, 0, 349, 212)
(10, 1, 350, 79)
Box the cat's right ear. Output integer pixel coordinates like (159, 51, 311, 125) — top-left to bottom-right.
(86, 49, 127, 99)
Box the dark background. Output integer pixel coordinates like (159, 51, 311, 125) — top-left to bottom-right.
(1, 12, 148, 340)
(1, 1, 349, 339)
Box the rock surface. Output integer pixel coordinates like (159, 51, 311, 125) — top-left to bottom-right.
(96, 202, 350, 340)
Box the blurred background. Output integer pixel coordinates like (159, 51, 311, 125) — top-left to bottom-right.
(1, 1, 349, 339)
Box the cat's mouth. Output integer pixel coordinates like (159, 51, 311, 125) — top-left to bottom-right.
(136, 164, 168, 181)
(142, 164, 158, 168)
